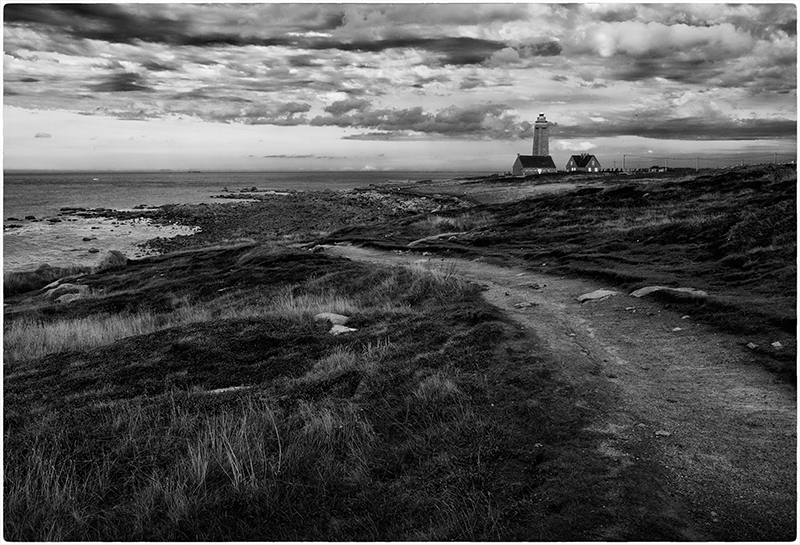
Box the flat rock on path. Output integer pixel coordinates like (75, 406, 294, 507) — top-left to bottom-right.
(577, 289, 620, 302)
(323, 244, 796, 541)
(630, 286, 708, 298)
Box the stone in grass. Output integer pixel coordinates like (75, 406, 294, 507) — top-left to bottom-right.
(329, 324, 358, 336)
(313, 312, 350, 326)
(95, 250, 127, 271)
(45, 283, 90, 302)
(577, 289, 619, 303)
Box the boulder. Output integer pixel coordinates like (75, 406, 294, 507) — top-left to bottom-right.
(630, 286, 708, 298)
(56, 293, 85, 304)
(45, 283, 90, 301)
(577, 289, 619, 302)
(95, 250, 127, 271)
(313, 312, 350, 325)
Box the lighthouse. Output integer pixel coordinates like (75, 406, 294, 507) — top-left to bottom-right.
(532, 112, 549, 156)
(511, 112, 557, 176)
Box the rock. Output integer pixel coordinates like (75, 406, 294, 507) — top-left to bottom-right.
(329, 324, 357, 335)
(514, 302, 536, 309)
(672, 327, 683, 332)
(655, 430, 672, 437)
(45, 283, 90, 301)
(25, 215, 36, 220)
(83, 237, 96, 242)
(56, 293, 85, 304)
(47, 218, 62, 223)
(746, 342, 758, 350)
(771, 341, 783, 350)
(313, 312, 350, 325)
(88, 248, 100, 253)
(95, 250, 127, 271)
(630, 286, 708, 298)
(577, 289, 619, 302)
(6, 217, 20, 221)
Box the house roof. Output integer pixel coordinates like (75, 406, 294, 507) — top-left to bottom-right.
(516, 155, 557, 169)
(569, 154, 599, 168)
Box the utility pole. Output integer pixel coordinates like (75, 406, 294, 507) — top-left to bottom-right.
(664, 156, 668, 170)
(696, 157, 699, 171)
(623, 154, 626, 171)
(774, 152, 778, 164)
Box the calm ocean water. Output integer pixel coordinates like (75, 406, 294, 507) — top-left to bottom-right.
(3, 170, 490, 272)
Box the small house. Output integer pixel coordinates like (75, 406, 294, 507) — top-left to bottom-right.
(512, 155, 557, 176)
(566, 154, 601, 172)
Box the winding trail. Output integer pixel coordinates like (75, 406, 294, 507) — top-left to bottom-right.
(324, 244, 797, 540)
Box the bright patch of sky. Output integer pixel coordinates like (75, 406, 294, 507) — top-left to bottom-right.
(3, 3, 796, 171)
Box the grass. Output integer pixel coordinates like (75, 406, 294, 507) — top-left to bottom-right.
(323, 164, 797, 379)
(6, 163, 796, 539)
(5, 242, 699, 540)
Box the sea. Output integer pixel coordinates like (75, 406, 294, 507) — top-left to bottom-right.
(3, 170, 490, 273)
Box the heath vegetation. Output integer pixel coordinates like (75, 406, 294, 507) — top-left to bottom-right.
(5, 164, 795, 540)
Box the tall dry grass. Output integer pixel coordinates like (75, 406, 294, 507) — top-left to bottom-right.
(4, 396, 376, 541)
(414, 211, 495, 236)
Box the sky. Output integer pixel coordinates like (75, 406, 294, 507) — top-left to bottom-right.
(3, 2, 797, 171)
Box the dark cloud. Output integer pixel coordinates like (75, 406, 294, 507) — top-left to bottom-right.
(89, 72, 153, 93)
(413, 75, 450, 88)
(4, 3, 507, 67)
(517, 41, 562, 57)
(34, 132, 51, 138)
(777, 19, 797, 36)
(263, 154, 314, 159)
(19, 77, 40, 83)
(141, 61, 179, 72)
(596, 6, 639, 23)
(5, 4, 186, 45)
(323, 98, 372, 115)
(557, 116, 797, 140)
(459, 78, 486, 90)
(301, 36, 506, 66)
(312, 103, 531, 139)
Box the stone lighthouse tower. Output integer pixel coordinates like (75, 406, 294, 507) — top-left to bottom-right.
(532, 112, 549, 156)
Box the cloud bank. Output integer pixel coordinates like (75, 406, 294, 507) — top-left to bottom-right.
(3, 3, 796, 144)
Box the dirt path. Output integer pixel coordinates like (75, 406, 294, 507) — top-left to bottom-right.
(324, 244, 797, 541)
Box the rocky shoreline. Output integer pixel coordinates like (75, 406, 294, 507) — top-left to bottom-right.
(114, 185, 472, 254)
(4, 183, 471, 272)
